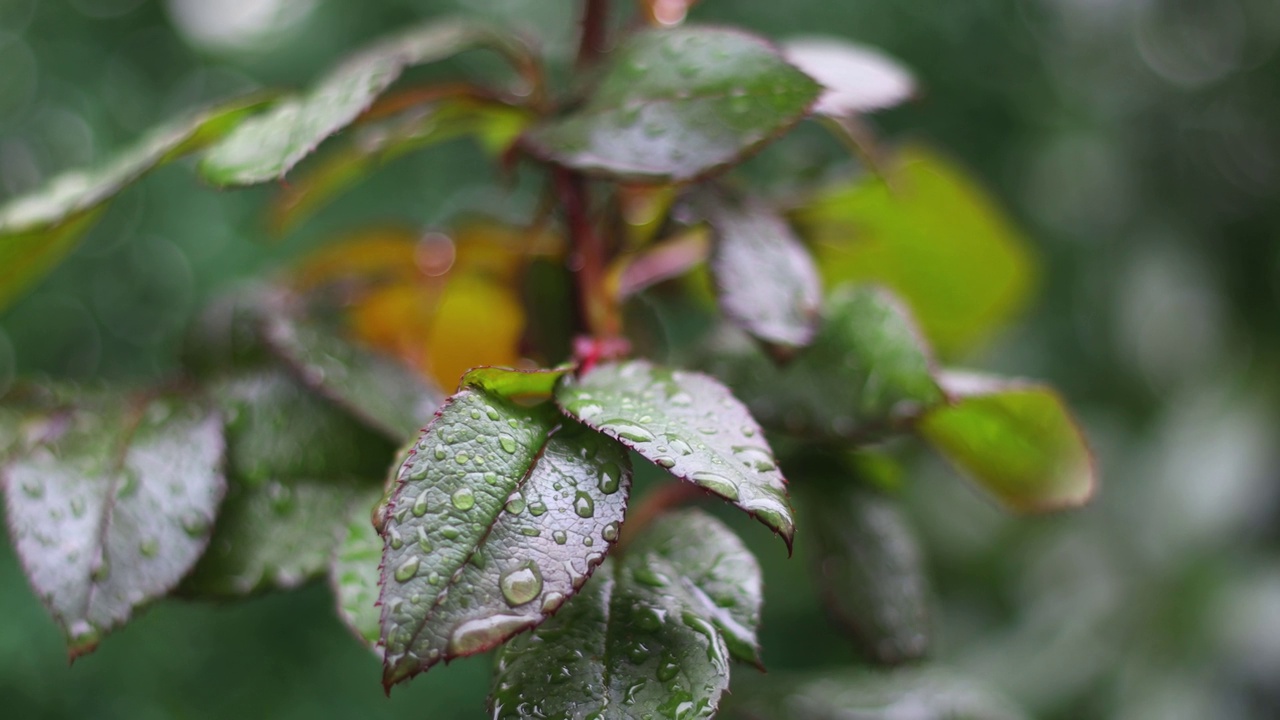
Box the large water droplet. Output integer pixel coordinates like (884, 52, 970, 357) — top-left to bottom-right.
(601, 420, 655, 443)
(448, 614, 537, 655)
(573, 492, 595, 518)
(499, 434, 517, 454)
(656, 652, 680, 682)
(598, 462, 622, 495)
(655, 456, 675, 469)
(412, 490, 430, 517)
(528, 500, 548, 516)
(499, 563, 543, 607)
(505, 496, 526, 514)
(691, 471, 739, 500)
(139, 539, 159, 558)
(451, 487, 476, 510)
(602, 522, 619, 542)
(540, 591, 566, 613)
(394, 556, 420, 582)
(732, 445, 776, 472)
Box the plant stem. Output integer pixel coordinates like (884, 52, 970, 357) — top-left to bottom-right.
(577, 0, 609, 69)
(554, 168, 618, 339)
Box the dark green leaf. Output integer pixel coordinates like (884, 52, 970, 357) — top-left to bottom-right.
(700, 193, 821, 351)
(461, 365, 572, 400)
(703, 285, 943, 441)
(917, 371, 1095, 512)
(180, 287, 275, 377)
(791, 146, 1036, 357)
(2, 391, 225, 656)
(261, 296, 443, 443)
(379, 380, 632, 688)
(0, 97, 268, 311)
(180, 370, 392, 597)
(556, 359, 794, 548)
(524, 26, 821, 183)
(805, 483, 930, 665)
(490, 510, 760, 719)
(781, 38, 915, 116)
(331, 487, 385, 651)
(730, 667, 1027, 720)
(200, 19, 533, 187)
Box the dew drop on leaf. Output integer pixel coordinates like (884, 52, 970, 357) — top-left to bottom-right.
(499, 563, 543, 607)
(394, 556, 420, 582)
(451, 487, 476, 510)
(573, 492, 595, 518)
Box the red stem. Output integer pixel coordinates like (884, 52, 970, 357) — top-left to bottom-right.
(577, 0, 610, 69)
(554, 168, 618, 339)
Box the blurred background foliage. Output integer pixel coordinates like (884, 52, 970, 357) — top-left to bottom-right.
(1, 0, 1279, 718)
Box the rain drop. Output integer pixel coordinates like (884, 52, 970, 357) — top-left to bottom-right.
(598, 462, 622, 494)
(451, 487, 476, 511)
(602, 522, 619, 542)
(412, 490, 430, 517)
(394, 557, 420, 582)
(573, 492, 595, 518)
(499, 563, 544, 607)
(553, 530, 568, 545)
(499, 434, 518, 454)
(691, 471, 739, 500)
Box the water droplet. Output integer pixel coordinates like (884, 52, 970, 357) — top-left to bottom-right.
(573, 492, 595, 518)
(670, 392, 693, 406)
(455, 453, 469, 465)
(601, 420, 655, 443)
(741, 426, 755, 437)
(434, 446, 447, 460)
(70, 497, 86, 517)
(528, 500, 548, 516)
(602, 522, 619, 542)
(412, 490, 430, 517)
(697, 427, 718, 435)
(624, 680, 646, 705)
(451, 487, 476, 510)
(634, 604, 664, 632)
(668, 438, 693, 456)
(389, 527, 405, 550)
(394, 557, 420, 582)
(583, 536, 594, 547)
(655, 456, 676, 469)
(442, 526, 460, 540)
(139, 539, 159, 557)
(416, 527, 431, 552)
(499, 563, 543, 607)
(20, 480, 42, 498)
(428, 571, 442, 584)
(484, 472, 498, 485)
(519, 527, 541, 537)
(656, 653, 680, 682)
(691, 471, 739, 500)
(485, 405, 501, 421)
(449, 614, 537, 656)
(505, 496, 526, 514)
(499, 434, 517, 454)
(633, 564, 669, 587)
(540, 591, 566, 613)
(598, 462, 623, 494)
(732, 445, 777, 472)
(627, 642, 650, 664)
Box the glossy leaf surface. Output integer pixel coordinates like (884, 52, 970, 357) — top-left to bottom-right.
(181, 370, 390, 596)
(782, 38, 915, 116)
(331, 488, 386, 651)
(806, 484, 930, 665)
(704, 285, 942, 440)
(525, 26, 821, 182)
(2, 392, 225, 655)
(0, 98, 265, 311)
(732, 667, 1027, 720)
(262, 298, 443, 442)
(793, 146, 1035, 357)
(557, 359, 794, 547)
(379, 382, 632, 687)
(490, 510, 760, 719)
(200, 19, 530, 186)
(917, 371, 1095, 512)
(702, 193, 821, 350)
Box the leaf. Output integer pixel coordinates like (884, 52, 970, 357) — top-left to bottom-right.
(916, 371, 1095, 512)
(489, 510, 761, 719)
(791, 146, 1036, 357)
(180, 370, 392, 597)
(1, 391, 225, 656)
(703, 285, 942, 441)
(781, 38, 915, 116)
(730, 667, 1027, 720)
(261, 294, 443, 443)
(270, 98, 531, 233)
(0, 96, 268, 311)
(556, 359, 794, 548)
(200, 19, 533, 187)
(700, 193, 822, 351)
(524, 26, 821, 183)
(461, 365, 571, 399)
(379, 378, 632, 688)
(180, 286, 276, 377)
(331, 487, 386, 652)
(805, 483, 930, 665)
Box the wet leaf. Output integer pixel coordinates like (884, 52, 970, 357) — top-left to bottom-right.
(525, 26, 821, 183)
(556, 359, 794, 548)
(730, 667, 1027, 720)
(180, 286, 275, 378)
(200, 19, 532, 186)
(461, 366, 571, 399)
(1, 391, 225, 656)
(490, 510, 760, 719)
(0, 97, 268, 311)
(180, 370, 392, 597)
(379, 374, 632, 688)
(805, 484, 930, 665)
(701, 193, 821, 351)
(331, 487, 386, 652)
(261, 296, 443, 443)
(792, 146, 1036, 357)
(781, 38, 915, 117)
(703, 285, 942, 441)
(917, 371, 1095, 512)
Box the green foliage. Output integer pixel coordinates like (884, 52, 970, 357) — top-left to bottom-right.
(0, 3, 1096, 718)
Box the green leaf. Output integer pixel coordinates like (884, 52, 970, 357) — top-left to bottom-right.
(0, 96, 268, 311)
(524, 26, 821, 183)
(490, 510, 760, 719)
(703, 285, 943, 441)
(916, 371, 1095, 512)
(331, 487, 386, 652)
(261, 296, 443, 443)
(180, 370, 392, 597)
(270, 98, 532, 234)
(730, 667, 1027, 720)
(700, 192, 822, 351)
(781, 38, 915, 116)
(805, 483, 930, 665)
(556, 359, 794, 548)
(2, 391, 225, 656)
(200, 19, 533, 187)
(379, 380, 632, 688)
(791, 146, 1036, 357)
(460, 365, 572, 400)
(180, 287, 275, 377)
